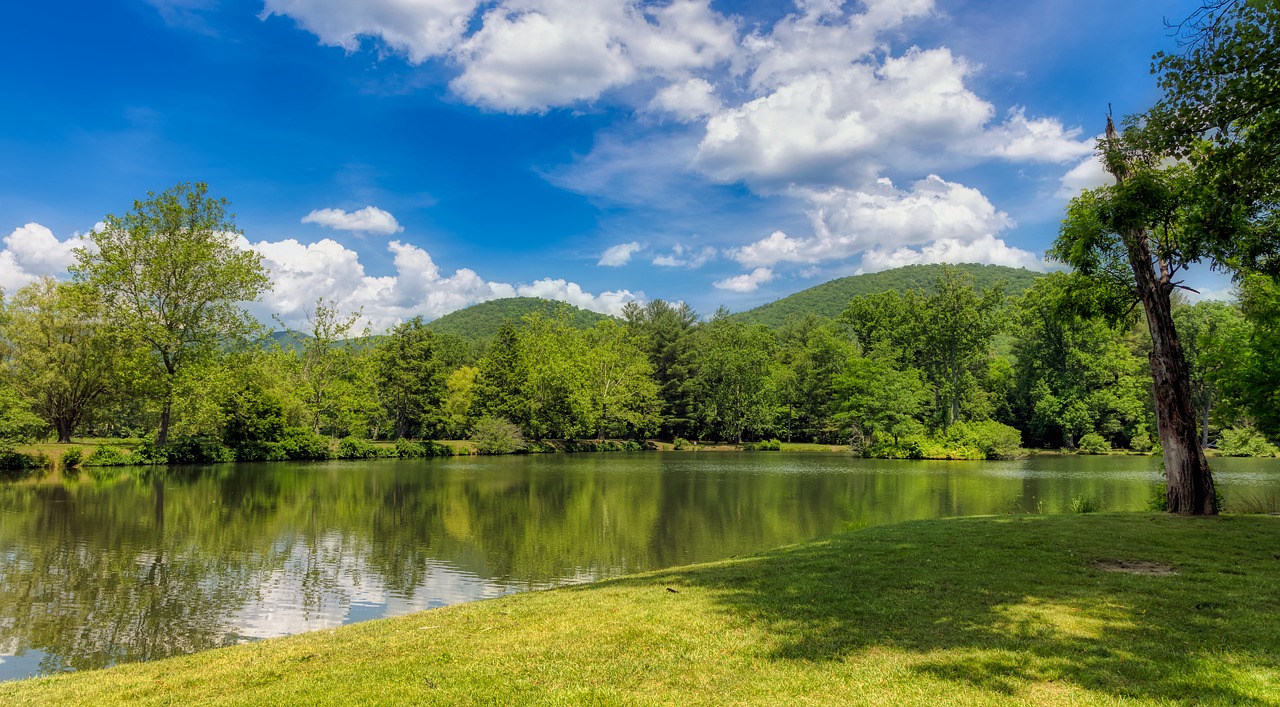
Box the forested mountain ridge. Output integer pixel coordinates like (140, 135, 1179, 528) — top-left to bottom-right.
(731, 263, 1044, 328)
(423, 297, 613, 340)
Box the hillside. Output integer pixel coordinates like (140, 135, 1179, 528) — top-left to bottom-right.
(423, 297, 614, 340)
(732, 263, 1044, 328)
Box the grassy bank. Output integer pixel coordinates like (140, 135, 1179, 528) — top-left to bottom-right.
(3, 513, 1278, 705)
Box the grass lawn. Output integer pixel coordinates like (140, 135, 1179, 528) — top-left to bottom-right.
(3, 513, 1278, 705)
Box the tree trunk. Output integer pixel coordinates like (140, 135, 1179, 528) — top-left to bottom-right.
(55, 418, 73, 444)
(157, 399, 172, 446)
(1104, 116, 1216, 515)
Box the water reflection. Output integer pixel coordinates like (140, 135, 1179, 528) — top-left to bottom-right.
(1, 452, 1277, 680)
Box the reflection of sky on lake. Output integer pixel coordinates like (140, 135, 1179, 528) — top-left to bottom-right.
(231, 532, 532, 641)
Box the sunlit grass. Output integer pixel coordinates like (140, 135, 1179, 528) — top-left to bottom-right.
(2, 513, 1278, 705)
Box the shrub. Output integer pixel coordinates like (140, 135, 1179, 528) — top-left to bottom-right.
(85, 445, 134, 467)
(1076, 433, 1111, 455)
(471, 417, 525, 455)
(128, 436, 169, 465)
(233, 440, 287, 462)
(757, 438, 782, 451)
(1146, 483, 1168, 512)
(1130, 432, 1154, 453)
(1070, 495, 1100, 513)
(672, 437, 690, 450)
(1217, 427, 1279, 457)
(944, 420, 1026, 460)
(277, 427, 333, 460)
(61, 448, 83, 469)
(165, 437, 234, 464)
(337, 437, 380, 460)
(0, 449, 50, 479)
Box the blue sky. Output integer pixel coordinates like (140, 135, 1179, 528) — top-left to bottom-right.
(0, 0, 1225, 328)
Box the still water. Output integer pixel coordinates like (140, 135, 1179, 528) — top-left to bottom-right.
(2, 452, 1278, 680)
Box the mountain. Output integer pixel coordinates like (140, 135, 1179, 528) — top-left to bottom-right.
(423, 297, 614, 340)
(731, 263, 1044, 328)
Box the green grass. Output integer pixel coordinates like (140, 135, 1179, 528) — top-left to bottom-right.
(3, 514, 1278, 705)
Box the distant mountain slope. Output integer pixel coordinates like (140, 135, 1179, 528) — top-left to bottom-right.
(732, 263, 1044, 328)
(424, 297, 614, 340)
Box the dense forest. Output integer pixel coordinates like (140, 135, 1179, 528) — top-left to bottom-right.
(2, 201, 1278, 469)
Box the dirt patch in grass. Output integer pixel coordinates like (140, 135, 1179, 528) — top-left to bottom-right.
(1092, 559, 1177, 575)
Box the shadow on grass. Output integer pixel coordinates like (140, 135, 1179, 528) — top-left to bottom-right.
(629, 514, 1280, 703)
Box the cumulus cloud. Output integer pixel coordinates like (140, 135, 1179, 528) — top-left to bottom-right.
(0, 223, 87, 293)
(598, 241, 643, 266)
(652, 243, 714, 268)
(729, 176, 1013, 267)
(858, 234, 1044, 273)
(713, 266, 773, 293)
(260, 0, 481, 62)
(980, 108, 1094, 163)
(449, 0, 738, 112)
(1056, 153, 1113, 198)
(241, 236, 637, 330)
(649, 78, 720, 121)
(301, 206, 403, 234)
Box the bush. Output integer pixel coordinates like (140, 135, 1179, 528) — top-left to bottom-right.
(471, 417, 526, 455)
(1130, 432, 1154, 453)
(61, 448, 83, 469)
(1076, 433, 1111, 455)
(337, 437, 381, 460)
(1217, 427, 1279, 457)
(277, 427, 333, 460)
(672, 437, 690, 450)
(233, 440, 287, 462)
(1146, 483, 1168, 512)
(85, 445, 134, 467)
(165, 437, 234, 464)
(0, 448, 50, 479)
(757, 438, 782, 451)
(944, 420, 1026, 460)
(394, 439, 453, 458)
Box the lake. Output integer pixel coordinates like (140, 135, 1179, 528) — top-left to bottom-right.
(2, 452, 1278, 681)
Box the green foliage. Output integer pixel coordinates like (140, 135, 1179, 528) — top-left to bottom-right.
(734, 263, 1041, 329)
(276, 427, 333, 461)
(372, 317, 449, 439)
(942, 420, 1026, 460)
(84, 445, 135, 467)
(425, 297, 611, 341)
(164, 437, 234, 464)
(672, 437, 690, 450)
(393, 438, 453, 458)
(471, 417, 525, 455)
(1129, 431, 1154, 454)
(1069, 495, 1100, 513)
(690, 316, 778, 443)
(1217, 427, 1279, 458)
(73, 182, 270, 445)
(336, 438, 393, 460)
(0, 449, 50, 477)
(1076, 433, 1111, 455)
(744, 439, 781, 451)
(61, 448, 83, 469)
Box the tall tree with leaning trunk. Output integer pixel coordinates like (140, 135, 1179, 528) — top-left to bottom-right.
(1053, 1, 1279, 514)
(73, 183, 269, 445)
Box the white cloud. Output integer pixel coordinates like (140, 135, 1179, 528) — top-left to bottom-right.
(260, 0, 481, 62)
(649, 78, 720, 121)
(858, 234, 1044, 273)
(696, 48, 994, 190)
(301, 206, 404, 234)
(729, 175, 1013, 267)
(450, 0, 738, 112)
(713, 266, 773, 293)
(598, 241, 643, 266)
(0, 223, 87, 293)
(241, 236, 637, 330)
(1056, 152, 1113, 198)
(652, 242, 714, 268)
(980, 108, 1094, 163)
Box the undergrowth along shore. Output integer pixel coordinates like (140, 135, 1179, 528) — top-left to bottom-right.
(2, 513, 1276, 705)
